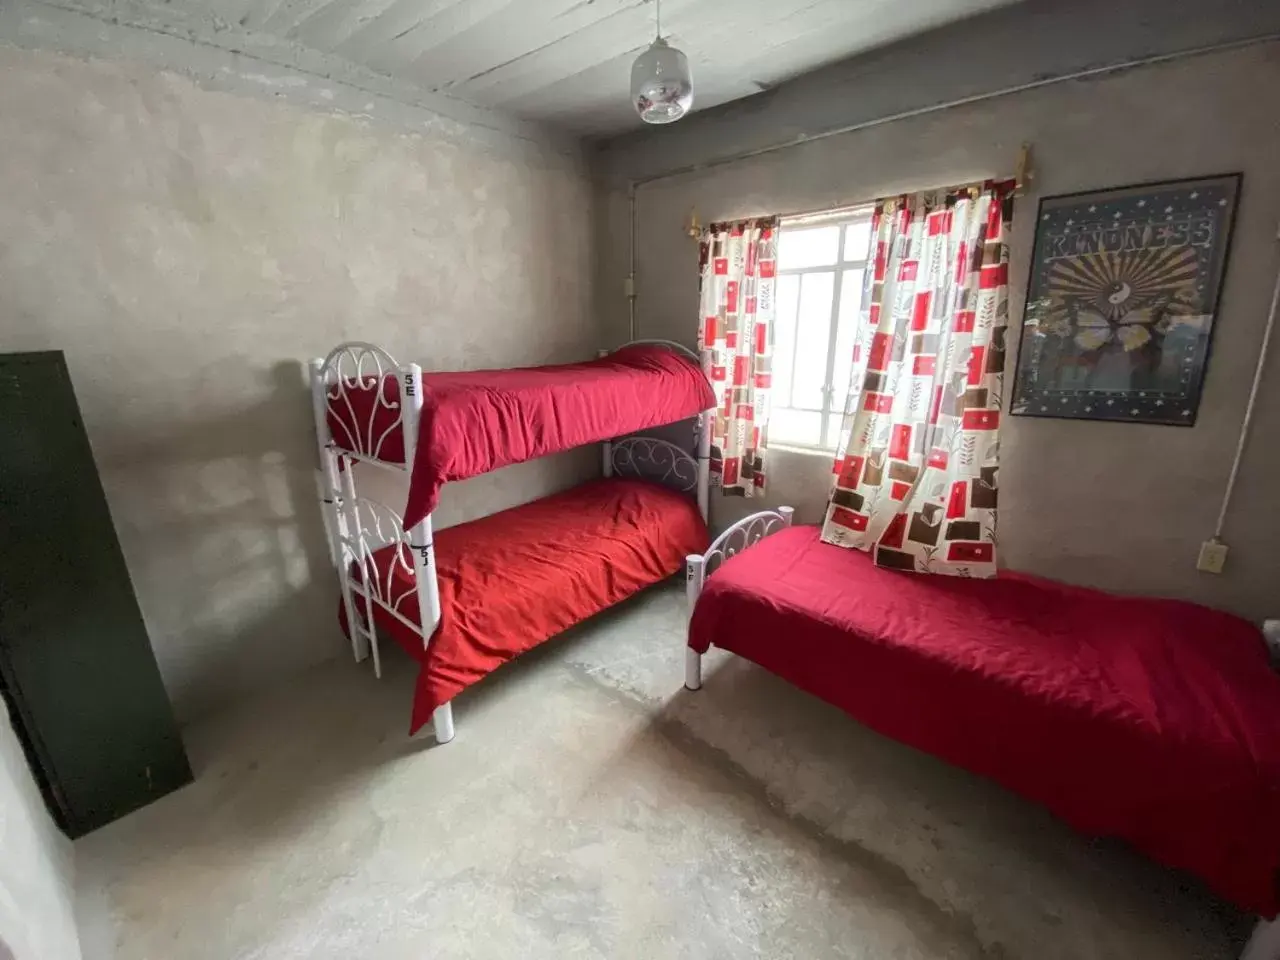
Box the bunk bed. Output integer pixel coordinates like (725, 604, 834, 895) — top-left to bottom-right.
(310, 340, 715, 744)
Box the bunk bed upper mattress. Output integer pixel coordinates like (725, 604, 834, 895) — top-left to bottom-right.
(325, 345, 714, 528)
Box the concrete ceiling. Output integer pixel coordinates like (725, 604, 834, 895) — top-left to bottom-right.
(54, 0, 1020, 135)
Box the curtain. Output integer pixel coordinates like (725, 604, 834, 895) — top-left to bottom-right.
(698, 217, 779, 496)
(820, 182, 1014, 577)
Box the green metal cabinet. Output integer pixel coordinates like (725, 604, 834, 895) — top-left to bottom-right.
(0, 351, 191, 837)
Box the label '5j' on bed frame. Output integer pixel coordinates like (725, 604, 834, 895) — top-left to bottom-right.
(309, 339, 712, 746)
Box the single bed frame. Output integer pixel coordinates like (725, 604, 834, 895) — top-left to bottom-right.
(310, 339, 711, 745)
(681, 511, 1280, 960)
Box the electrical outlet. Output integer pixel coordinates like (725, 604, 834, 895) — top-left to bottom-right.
(1196, 539, 1228, 574)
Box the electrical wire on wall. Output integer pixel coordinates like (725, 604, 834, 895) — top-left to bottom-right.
(622, 31, 1280, 345)
(1209, 225, 1280, 551)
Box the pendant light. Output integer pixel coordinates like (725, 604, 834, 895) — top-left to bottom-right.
(630, 0, 693, 124)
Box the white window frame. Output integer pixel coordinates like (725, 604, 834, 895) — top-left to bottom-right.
(771, 207, 875, 452)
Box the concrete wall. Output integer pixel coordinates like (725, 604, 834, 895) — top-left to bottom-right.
(597, 0, 1280, 182)
(0, 43, 597, 720)
(0, 705, 81, 960)
(595, 42, 1280, 622)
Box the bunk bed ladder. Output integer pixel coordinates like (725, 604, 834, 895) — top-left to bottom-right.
(400, 362, 452, 744)
(340, 464, 383, 679)
(309, 359, 367, 667)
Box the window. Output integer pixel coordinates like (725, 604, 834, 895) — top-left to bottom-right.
(770, 209, 874, 450)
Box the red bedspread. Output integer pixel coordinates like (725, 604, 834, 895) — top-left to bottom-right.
(347, 478, 707, 734)
(324, 346, 714, 530)
(690, 525, 1280, 917)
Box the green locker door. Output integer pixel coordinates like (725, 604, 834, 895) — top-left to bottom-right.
(0, 351, 191, 836)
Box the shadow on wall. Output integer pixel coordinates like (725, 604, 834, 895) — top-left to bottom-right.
(88, 360, 337, 723)
(84, 358, 600, 723)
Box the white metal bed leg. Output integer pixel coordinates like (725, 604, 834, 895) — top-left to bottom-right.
(685, 647, 702, 691)
(1242, 917, 1280, 960)
(695, 410, 712, 524)
(401, 362, 442, 652)
(341, 463, 379, 676)
(312, 358, 369, 667)
(685, 553, 706, 690)
(432, 702, 455, 744)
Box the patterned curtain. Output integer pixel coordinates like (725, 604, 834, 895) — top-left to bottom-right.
(698, 217, 779, 496)
(820, 182, 1014, 577)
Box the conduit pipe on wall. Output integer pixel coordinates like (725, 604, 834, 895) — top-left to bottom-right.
(623, 31, 1280, 329)
(1213, 230, 1280, 542)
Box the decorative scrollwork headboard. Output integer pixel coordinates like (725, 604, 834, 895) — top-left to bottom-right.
(318, 341, 405, 464)
(345, 496, 416, 618)
(610, 437, 699, 493)
(703, 509, 792, 577)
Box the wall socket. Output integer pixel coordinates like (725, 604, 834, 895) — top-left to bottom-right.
(1196, 539, 1229, 574)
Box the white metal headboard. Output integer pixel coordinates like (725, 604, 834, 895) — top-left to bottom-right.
(341, 496, 421, 678)
(616, 338, 701, 366)
(682, 506, 795, 691)
(701, 508, 795, 578)
(315, 341, 411, 469)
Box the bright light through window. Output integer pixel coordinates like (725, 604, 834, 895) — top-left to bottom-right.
(770, 209, 874, 451)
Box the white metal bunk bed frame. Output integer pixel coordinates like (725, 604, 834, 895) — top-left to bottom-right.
(310, 339, 712, 745)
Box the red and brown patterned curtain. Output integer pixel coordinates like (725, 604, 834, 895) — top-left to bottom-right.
(821, 182, 1014, 577)
(698, 217, 779, 496)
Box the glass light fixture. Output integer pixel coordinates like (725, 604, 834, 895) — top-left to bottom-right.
(631, 0, 693, 124)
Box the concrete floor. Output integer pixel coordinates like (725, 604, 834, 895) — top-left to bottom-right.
(76, 581, 1248, 960)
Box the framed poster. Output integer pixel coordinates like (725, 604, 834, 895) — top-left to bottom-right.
(1011, 173, 1241, 425)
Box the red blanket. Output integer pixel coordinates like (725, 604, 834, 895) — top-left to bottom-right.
(690, 525, 1280, 917)
(345, 479, 707, 733)
(324, 346, 714, 529)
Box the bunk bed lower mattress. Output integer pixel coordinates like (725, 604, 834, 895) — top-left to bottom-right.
(342, 478, 708, 733)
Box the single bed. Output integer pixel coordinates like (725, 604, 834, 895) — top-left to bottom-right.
(342, 477, 706, 734)
(685, 520, 1280, 925)
(311, 338, 714, 745)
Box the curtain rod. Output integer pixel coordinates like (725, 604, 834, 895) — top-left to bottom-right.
(774, 171, 1019, 225)
(628, 33, 1280, 190)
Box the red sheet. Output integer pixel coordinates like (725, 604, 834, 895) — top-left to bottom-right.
(345, 478, 707, 734)
(690, 525, 1280, 917)
(324, 346, 714, 530)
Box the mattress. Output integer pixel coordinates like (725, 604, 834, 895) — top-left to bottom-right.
(324, 345, 714, 529)
(689, 525, 1280, 917)
(346, 478, 708, 734)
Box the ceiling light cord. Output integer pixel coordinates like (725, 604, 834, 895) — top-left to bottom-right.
(655, 0, 662, 40)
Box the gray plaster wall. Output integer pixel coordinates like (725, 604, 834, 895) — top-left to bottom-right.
(596, 0, 1280, 183)
(0, 704, 82, 960)
(596, 42, 1280, 622)
(0, 44, 597, 721)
